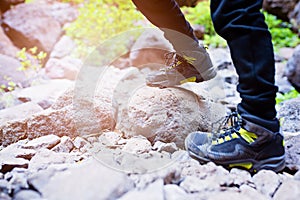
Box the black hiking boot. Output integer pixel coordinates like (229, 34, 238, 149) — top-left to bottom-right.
(146, 51, 216, 88)
(185, 112, 285, 173)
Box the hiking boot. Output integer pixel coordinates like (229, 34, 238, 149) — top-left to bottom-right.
(185, 112, 285, 173)
(146, 50, 216, 88)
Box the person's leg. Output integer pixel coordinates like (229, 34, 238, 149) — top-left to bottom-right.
(131, 0, 216, 87)
(211, 0, 279, 131)
(185, 0, 285, 172)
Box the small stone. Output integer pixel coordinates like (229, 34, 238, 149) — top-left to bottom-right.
(229, 168, 252, 186)
(0, 192, 11, 200)
(51, 136, 74, 153)
(73, 137, 88, 149)
(8, 172, 28, 193)
(294, 170, 300, 181)
(118, 179, 164, 200)
(207, 191, 254, 200)
(180, 176, 209, 193)
(23, 135, 61, 150)
(273, 179, 300, 200)
(240, 185, 270, 200)
(284, 134, 300, 172)
(122, 136, 152, 154)
(164, 184, 188, 200)
(0, 156, 29, 174)
(252, 170, 281, 197)
(152, 141, 178, 153)
(98, 131, 121, 146)
(13, 190, 42, 200)
(28, 149, 74, 172)
(0, 179, 10, 193)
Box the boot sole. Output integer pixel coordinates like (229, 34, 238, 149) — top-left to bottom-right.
(187, 149, 285, 173)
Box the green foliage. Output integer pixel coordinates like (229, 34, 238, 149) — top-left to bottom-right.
(16, 47, 47, 72)
(263, 12, 300, 48)
(276, 88, 300, 104)
(182, 1, 226, 48)
(183, 1, 299, 48)
(0, 76, 17, 92)
(64, 0, 143, 58)
(0, 46, 46, 93)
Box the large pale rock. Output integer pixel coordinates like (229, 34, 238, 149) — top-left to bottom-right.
(0, 54, 28, 90)
(40, 159, 133, 200)
(12, 79, 74, 109)
(0, 28, 19, 58)
(117, 86, 225, 148)
(0, 102, 42, 125)
(285, 45, 300, 92)
(2, 3, 62, 52)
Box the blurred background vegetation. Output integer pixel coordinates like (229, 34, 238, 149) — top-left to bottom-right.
(42, 0, 300, 55)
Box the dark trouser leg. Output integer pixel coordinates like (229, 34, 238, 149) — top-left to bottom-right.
(210, 0, 279, 131)
(131, 0, 196, 41)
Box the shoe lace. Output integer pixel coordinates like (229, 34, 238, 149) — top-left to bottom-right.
(164, 52, 194, 71)
(212, 112, 242, 141)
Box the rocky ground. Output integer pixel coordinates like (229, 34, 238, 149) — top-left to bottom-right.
(1, 0, 300, 200)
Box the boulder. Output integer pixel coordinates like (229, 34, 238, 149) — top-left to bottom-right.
(12, 79, 74, 109)
(40, 159, 134, 200)
(0, 28, 19, 58)
(2, 3, 62, 53)
(117, 86, 225, 148)
(285, 45, 300, 92)
(129, 29, 173, 70)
